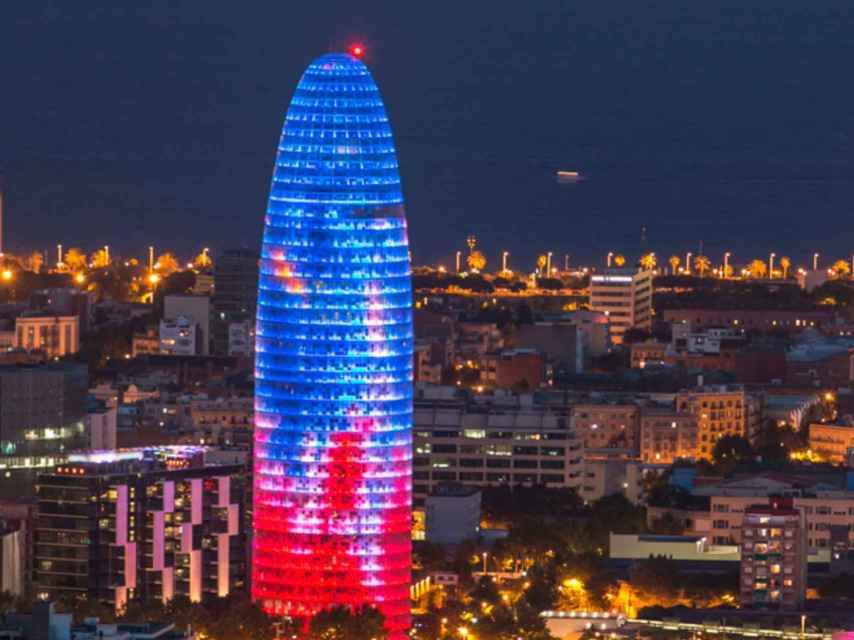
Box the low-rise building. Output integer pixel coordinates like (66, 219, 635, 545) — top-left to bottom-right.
(425, 484, 481, 545)
(630, 341, 667, 368)
(159, 316, 201, 356)
(481, 349, 545, 390)
(808, 421, 854, 463)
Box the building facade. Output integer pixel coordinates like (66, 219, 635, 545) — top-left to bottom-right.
(589, 268, 653, 344)
(211, 249, 259, 356)
(33, 447, 246, 612)
(571, 402, 640, 451)
(639, 408, 697, 463)
(0, 363, 88, 498)
(15, 315, 79, 357)
(739, 498, 806, 610)
(676, 386, 762, 459)
(251, 53, 413, 637)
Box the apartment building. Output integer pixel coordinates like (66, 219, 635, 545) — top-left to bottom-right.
(639, 407, 697, 463)
(34, 447, 246, 612)
(740, 497, 807, 610)
(589, 268, 653, 344)
(571, 402, 641, 451)
(676, 385, 762, 459)
(808, 422, 854, 464)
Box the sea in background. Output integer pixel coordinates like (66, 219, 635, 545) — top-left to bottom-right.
(2, 1, 854, 269)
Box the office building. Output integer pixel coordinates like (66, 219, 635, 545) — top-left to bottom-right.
(251, 53, 413, 637)
(413, 390, 583, 505)
(211, 249, 258, 356)
(15, 315, 79, 357)
(0, 363, 88, 498)
(739, 497, 806, 610)
(33, 447, 246, 612)
(589, 268, 653, 344)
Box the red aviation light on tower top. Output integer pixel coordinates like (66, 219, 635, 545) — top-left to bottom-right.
(349, 43, 365, 58)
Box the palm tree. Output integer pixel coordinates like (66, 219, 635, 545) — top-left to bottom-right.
(536, 254, 548, 272)
(748, 259, 767, 279)
(613, 254, 626, 267)
(64, 247, 87, 273)
(639, 253, 657, 271)
(832, 260, 850, 279)
(668, 255, 680, 275)
(780, 256, 791, 279)
(156, 252, 180, 275)
(26, 251, 44, 274)
(695, 255, 711, 277)
(90, 248, 110, 269)
(193, 249, 213, 270)
(467, 250, 486, 272)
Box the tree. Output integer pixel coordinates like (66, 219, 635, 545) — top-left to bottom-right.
(193, 248, 213, 270)
(536, 254, 548, 272)
(90, 248, 110, 269)
(639, 253, 657, 271)
(64, 247, 87, 272)
(308, 605, 387, 640)
(156, 252, 180, 275)
(780, 256, 791, 279)
(832, 259, 850, 279)
(26, 251, 44, 273)
(694, 255, 711, 277)
(467, 250, 486, 272)
(747, 259, 767, 279)
(668, 255, 680, 275)
(613, 254, 626, 267)
(712, 434, 754, 473)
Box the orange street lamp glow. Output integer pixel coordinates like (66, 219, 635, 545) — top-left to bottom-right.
(148, 273, 160, 284)
(1, 270, 11, 282)
(74, 273, 85, 284)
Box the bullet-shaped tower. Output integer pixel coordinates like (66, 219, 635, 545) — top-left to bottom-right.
(252, 52, 413, 638)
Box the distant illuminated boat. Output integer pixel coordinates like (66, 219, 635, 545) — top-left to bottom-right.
(556, 170, 583, 183)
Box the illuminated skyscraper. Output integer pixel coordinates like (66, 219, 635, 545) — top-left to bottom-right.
(252, 52, 413, 637)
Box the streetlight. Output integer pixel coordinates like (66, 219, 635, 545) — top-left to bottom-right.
(723, 252, 731, 278)
(686, 252, 693, 273)
(813, 253, 820, 271)
(769, 252, 776, 279)
(455, 251, 462, 273)
(149, 245, 155, 272)
(607, 252, 613, 267)
(56, 244, 63, 268)
(482, 551, 488, 576)
(546, 252, 553, 275)
(502, 251, 509, 272)
(564, 254, 570, 271)
(104, 245, 110, 265)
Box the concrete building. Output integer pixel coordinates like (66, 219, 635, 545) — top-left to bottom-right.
(414, 340, 443, 384)
(676, 386, 762, 459)
(481, 348, 545, 390)
(513, 322, 583, 373)
(630, 341, 667, 368)
(425, 484, 481, 545)
(571, 402, 640, 451)
(211, 249, 258, 356)
(413, 388, 583, 506)
(0, 363, 88, 498)
(163, 295, 211, 355)
(159, 316, 201, 356)
(34, 446, 246, 612)
(131, 327, 160, 357)
(589, 268, 653, 344)
(87, 397, 117, 450)
(639, 407, 698, 463)
(15, 315, 79, 357)
(662, 308, 836, 332)
(740, 497, 807, 610)
(579, 449, 647, 504)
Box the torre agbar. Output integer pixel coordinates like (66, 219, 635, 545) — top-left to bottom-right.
(252, 52, 413, 637)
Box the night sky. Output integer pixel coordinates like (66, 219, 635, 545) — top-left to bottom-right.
(2, 1, 854, 269)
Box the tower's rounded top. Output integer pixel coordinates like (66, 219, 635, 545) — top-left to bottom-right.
(269, 51, 402, 207)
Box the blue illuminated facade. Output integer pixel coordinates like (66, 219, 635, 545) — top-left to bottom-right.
(252, 53, 412, 638)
